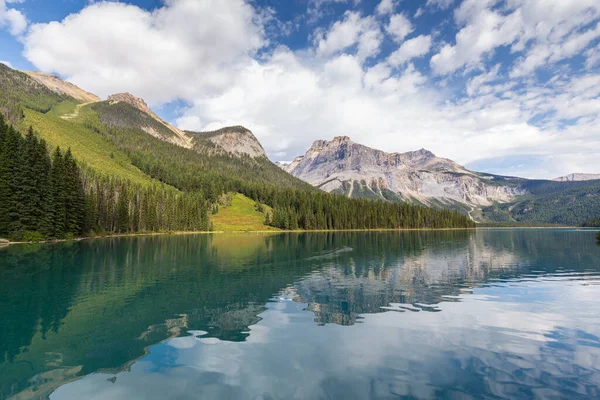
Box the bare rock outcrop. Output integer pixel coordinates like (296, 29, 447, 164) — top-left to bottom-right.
(283, 137, 524, 208)
(553, 173, 600, 182)
(191, 126, 266, 158)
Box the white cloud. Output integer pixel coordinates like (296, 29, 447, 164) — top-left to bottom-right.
(465, 64, 503, 96)
(23, 0, 265, 104)
(511, 22, 600, 77)
(388, 35, 432, 66)
(18, 0, 600, 179)
(307, 0, 352, 24)
(0, 0, 26, 36)
(386, 13, 414, 42)
(426, 0, 455, 10)
(432, 0, 600, 76)
(376, 0, 396, 16)
(585, 46, 600, 69)
(431, 1, 523, 75)
(0, 60, 12, 68)
(315, 11, 382, 60)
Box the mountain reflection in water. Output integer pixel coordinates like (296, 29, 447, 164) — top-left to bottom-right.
(1, 229, 599, 399)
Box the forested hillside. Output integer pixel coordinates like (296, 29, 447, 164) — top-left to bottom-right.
(481, 179, 600, 226)
(0, 116, 210, 240)
(88, 101, 474, 231)
(0, 64, 68, 124)
(0, 64, 474, 240)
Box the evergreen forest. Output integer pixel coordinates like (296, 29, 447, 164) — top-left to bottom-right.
(0, 114, 473, 241)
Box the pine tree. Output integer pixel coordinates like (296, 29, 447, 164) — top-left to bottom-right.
(116, 185, 130, 233)
(63, 149, 86, 236)
(0, 124, 23, 237)
(47, 147, 67, 238)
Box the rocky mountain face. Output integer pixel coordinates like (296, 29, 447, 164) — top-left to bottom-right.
(103, 94, 266, 158)
(553, 173, 600, 182)
(21, 73, 266, 159)
(283, 136, 524, 209)
(188, 126, 266, 158)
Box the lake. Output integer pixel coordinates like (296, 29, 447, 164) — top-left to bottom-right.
(1, 229, 600, 399)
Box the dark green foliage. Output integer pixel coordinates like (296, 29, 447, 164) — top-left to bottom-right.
(0, 120, 211, 240)
(520, 179, 600, 195)
(582, 219, 600, 227)
(0, 117, 83, 240)
(482, 181, 600, 226)
(81, 174, 210, 235)
(94, 100, 178, 141)
(0, 65, 472, 237)
(63, 149, 86, 234)
(266, 191, 471, 230)
(91, 101, 315, 196)
(48, 148, 67, 237)
(20, 128, 51, 232)
(0, 120, 22, 236)
(116, 185, 130, 233)
(89, 101, 473, 231)
(0, 64, 66, 123)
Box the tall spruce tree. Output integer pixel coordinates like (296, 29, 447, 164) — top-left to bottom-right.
(0, 123, 23, 237)
(116, 185, 130, 233)
(63, 149, 86, 236)
(47, 147, 67, 238)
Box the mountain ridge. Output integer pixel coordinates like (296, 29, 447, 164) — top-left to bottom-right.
(24, 71, 101, 103)
(553, 173, 600, 182)
(283, 136, 600, 225)
(2, 63, 597, 227)
(282, 136, 524, 209)
(107, 92, 192, 148)
(16, 69, 267, 160)
(187, 125, 267, 158)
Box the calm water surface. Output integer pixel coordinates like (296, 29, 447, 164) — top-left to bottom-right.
(1, 229, 600, 399)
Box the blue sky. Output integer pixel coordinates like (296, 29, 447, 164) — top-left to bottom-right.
(1, 0, 599, 178)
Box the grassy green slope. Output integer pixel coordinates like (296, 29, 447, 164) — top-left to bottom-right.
(21, 108, 159, 186)
(0, 64, 174, 188)
(211, 193, 279, 232)
(90, 101, 316, 192)
(0, 64, 68, 123)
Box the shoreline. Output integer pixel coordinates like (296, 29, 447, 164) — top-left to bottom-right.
(0, 226, 591, 247)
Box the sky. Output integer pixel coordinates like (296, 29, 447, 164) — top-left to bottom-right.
(0, 0, 599, 179)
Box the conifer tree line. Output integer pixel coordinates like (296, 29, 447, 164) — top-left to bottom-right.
(0, 116, 210, 240)
(248, 186, 473, 230)
(0, 113, 472, 241)
(88, 105, 474, 231)
(0, 122, 85, 241)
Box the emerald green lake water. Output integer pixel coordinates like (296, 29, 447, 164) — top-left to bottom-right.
(1, 229, 600, 399)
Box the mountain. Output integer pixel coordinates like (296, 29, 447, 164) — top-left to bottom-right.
(188, 126, 267, 158)
(553, 173, 600, 182)
(24, 71, 101, 103)
(106, 93, 192, 148)
(0, 63, 473, 240)
(283, 136, 523, 210)
(480, 179, 600, 226)
(95, 93, 266, 158)
(284, 136, 600, 225)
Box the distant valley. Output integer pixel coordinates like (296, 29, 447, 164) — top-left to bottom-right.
(282, 137, 600, 226)
(1, 62, 598, 232)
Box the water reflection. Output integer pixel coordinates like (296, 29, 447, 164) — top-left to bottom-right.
(0, 229, 599, 399)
